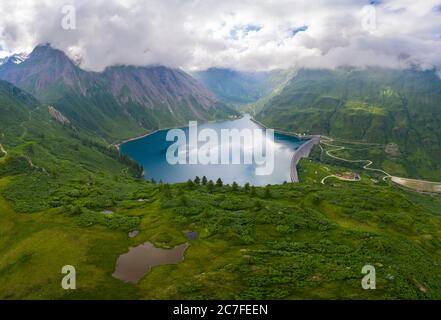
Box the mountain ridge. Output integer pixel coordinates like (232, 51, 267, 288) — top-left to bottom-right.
(0, 44, 237, 141)
(257, 67, 441, 180)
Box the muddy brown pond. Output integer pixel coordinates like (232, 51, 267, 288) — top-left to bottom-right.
(112, 242, 189, 283)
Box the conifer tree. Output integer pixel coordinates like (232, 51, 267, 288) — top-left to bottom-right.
(207, 180, 215, 192)
(187, 179, 195, 189)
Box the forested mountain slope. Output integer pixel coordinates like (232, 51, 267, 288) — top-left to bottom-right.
(258, 68, 441, 179)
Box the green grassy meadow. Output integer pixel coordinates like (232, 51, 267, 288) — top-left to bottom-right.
(2, 167, 441, 299)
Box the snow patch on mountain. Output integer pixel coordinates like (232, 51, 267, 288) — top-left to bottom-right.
(0, 53, 29, 66)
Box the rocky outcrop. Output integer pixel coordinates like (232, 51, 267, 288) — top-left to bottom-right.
(48, 106, 70, 125)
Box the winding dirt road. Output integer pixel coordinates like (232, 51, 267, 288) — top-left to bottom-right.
(321, 174, 360, 185)
(319, 137, 441, 193)
(320, 137, 391, 183)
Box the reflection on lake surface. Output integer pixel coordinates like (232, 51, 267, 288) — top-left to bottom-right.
(120, 114, 306, 186)
(112, 242, 189, 283)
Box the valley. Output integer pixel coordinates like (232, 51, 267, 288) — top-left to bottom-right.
(0, 45, 441, 300)
(119, 114, 305, 185)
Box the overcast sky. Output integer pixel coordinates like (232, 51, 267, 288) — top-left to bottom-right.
(1, 0, 441, 72)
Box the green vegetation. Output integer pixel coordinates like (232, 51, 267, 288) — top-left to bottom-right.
(3, 167, 441, 299)
(1, 70, 441, 300)
(258, 67, 441, 180)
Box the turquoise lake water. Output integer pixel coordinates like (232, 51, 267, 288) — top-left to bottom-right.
(120, 114, 306, 186)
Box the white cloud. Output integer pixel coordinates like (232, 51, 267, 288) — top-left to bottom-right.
(0, 0, 440, 72)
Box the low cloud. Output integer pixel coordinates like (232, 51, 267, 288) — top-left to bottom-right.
(0, 0, 440, 72)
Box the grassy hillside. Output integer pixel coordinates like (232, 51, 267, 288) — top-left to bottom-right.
(0, 80, 143, 212)
(258, 68, 441, 180)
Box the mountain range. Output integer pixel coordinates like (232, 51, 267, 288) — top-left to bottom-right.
(0, 44, 237, 142)
(1, 45, 440, 180)
(1, 45, 441, 299)
(0, 53, 29, 66)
